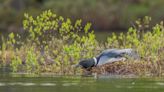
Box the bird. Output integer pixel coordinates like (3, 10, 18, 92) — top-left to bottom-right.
(74, 48, 140, 70)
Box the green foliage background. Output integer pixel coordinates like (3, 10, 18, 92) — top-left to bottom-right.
(1, 0, 164, 31)
(0, 10, 163, 76)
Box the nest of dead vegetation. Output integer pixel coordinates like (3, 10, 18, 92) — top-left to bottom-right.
(91, 60, 164, 76)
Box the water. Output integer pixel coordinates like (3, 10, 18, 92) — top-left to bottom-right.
(0, 74, 164, 92)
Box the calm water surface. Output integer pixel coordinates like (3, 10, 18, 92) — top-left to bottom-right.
(0, 74, 164, 92)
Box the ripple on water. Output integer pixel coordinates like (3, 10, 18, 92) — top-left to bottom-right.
(62, 83, 78, 86)
(156, 82, 164, 86)
(1, 82, 57, 86)
(40, 83, 56, 86)
(8, 82, 23, 86)
(115, 85, 134, 89)
(8, 82, 36, 86)
(115, 85, 160, 89)
(21, 83, 36, 86)
(0, 83, 6, 86)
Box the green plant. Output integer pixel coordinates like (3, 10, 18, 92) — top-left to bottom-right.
(1, 9, 164, 76)
(25, 47, 39, 73)
(105, 17, 164, 76)
(10, 55, 22, 72)
(21, 10, 98, 74)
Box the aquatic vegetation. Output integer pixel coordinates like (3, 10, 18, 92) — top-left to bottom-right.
(0, 11, 164, 76)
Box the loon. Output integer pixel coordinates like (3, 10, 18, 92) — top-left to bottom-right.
(74, 48, 139, 69)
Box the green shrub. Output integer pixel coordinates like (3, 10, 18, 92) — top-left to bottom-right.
(19, 10, 98, 73)
(25, 47, 39, 73)
(11, 55, 22, 72)
(1, 10, 164, 76)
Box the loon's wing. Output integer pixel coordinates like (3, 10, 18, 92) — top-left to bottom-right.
(97, 49, 125, 66)
(97, 55, 126, 66)
(96, 49, 118, 58)
(96, 48, 139, 66)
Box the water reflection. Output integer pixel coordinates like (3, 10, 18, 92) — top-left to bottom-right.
(0, 75, 164, 92)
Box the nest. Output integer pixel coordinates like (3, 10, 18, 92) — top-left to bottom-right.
(90, 60, 158, 76)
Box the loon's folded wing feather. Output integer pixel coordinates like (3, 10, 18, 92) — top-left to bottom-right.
(96, 48, 139, 66)
(97, 50, 124, 66)
(97, 56, 126, 66)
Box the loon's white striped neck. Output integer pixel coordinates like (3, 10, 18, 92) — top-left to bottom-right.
(93, 57, 97, 66)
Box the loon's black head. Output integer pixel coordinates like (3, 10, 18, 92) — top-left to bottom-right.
(75, 58, 96, 69)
